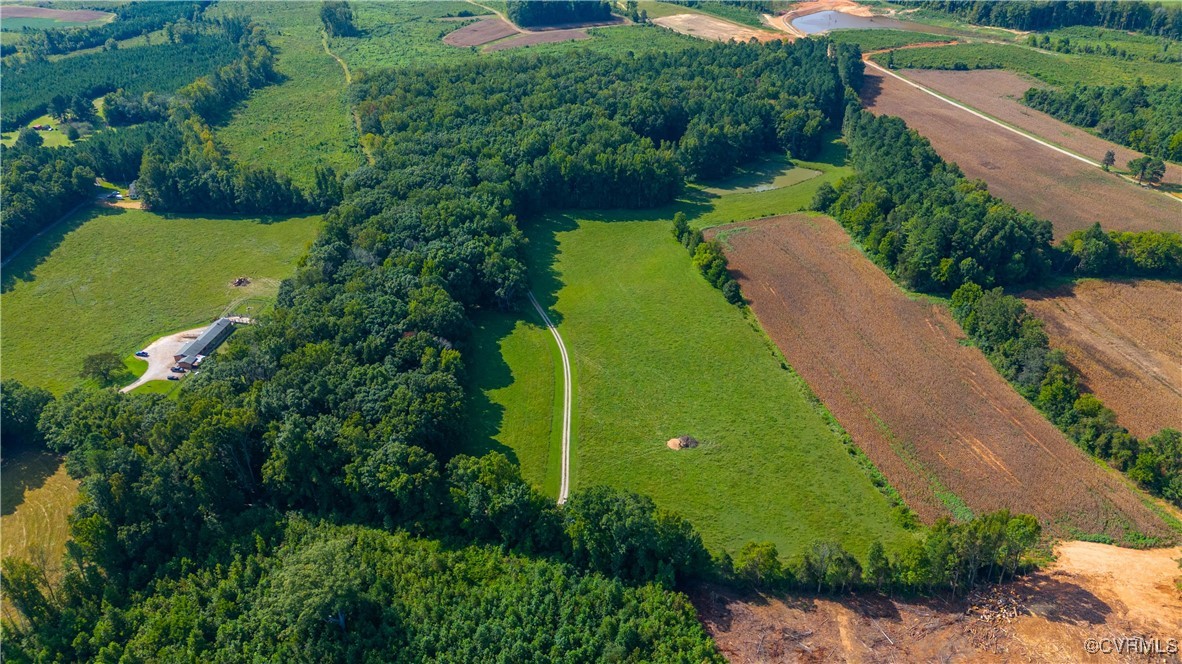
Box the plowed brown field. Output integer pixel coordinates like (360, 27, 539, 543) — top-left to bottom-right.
(860, 68, 1180, 237)
(902, 68, 1182, 187)
(442, 17, 519, 47)
(709, 214, 1173, 541)
(1023, 280, 1182, 439)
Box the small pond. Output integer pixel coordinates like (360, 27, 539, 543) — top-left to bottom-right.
(790, 10, 957, 36)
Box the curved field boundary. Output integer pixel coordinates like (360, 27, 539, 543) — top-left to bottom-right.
(528, 291, 572, 505)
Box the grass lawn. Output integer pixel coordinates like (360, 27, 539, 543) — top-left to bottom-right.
(1, 206, 320, 394)
(130, 379, 184, 397)
(699, 154, 821, 196)
(463, 136, 909, 556)
(0, 114, 74, 148)
(825, 29, 954, 51)
(877, 42, 1182, 86)
(211, 1, 359, 188)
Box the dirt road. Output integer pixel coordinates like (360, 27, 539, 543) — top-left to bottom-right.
(528, 291, 572, 505)
(120, 325, 209, 393)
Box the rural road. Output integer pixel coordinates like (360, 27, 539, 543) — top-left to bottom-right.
(120, 325, 207, 393)
(528, 291, 572, 505)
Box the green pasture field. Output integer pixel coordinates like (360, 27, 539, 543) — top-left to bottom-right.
(825, 28, 954, 50)
(0, 16, 104, 31)
(1032, 26, 1181, 63)
(0, 207, 320, 394)
(211, 1, 359, 188)
(875, 42, 1182, 86)
(0, 114, 75, 148)
(699, 154, 821, 196)
(462, 136, 909, 556)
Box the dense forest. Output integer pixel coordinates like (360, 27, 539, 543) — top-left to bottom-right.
(1023, 83, 1182, 163)
(3, 39, 1045, 657)
(1, 29, 239, 127)
(814, 108, 1053, 293)
(903, 0, 1182, 39)
(505, 0, 613, 27)
(951, 283, 1182, 509)
(14, 2, 207, 56)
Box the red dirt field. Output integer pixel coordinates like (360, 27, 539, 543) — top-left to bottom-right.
(1022, 280, 1182, 440)
(483, 29, 589, 51)
(0, 6, 111, 22)
(696, 541, 1182, 663)
(860, 67, 1180, 238)
(442, 17, 519, 47)
(902, 68, 1182, 187)
(652, 14, 782, 43)
(709, 214, 1173, 542)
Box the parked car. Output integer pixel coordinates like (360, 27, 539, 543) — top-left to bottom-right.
(170, 366, 186, 373)
(135, 350, 149, 357)
(167, 375, 181, 381)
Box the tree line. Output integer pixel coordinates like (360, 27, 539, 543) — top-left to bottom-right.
(813, 108, 1054, 293)
(1055, 223, 1182, 279)
(1023, 82, 1182, 164)
(901, 1, 1182, 40)
(950, 283, 1182, 510)
(2, 38, 1047, 658)
(13, 2, 207, 57)
(505, 0, 612, 27)
(1024, 33, 1181, 64)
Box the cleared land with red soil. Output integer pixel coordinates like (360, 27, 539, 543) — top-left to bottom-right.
(484, 29, 589, 51)
(0, 6, 110, 21)
(652, 14, 781, 42)
(710, 214, 1172, 541)
(696, 541, 1182, 663)
(902, 68, 1182, 187)
(860, 68, 1180, 238)
(1023, 280, 1182, 440)
(442, 17, 519, 47)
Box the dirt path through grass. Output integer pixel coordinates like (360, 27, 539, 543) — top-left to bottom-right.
(528, 291, 572, 505)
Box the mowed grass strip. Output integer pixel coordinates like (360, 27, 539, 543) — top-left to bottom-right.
(502, 214, 913, 557)
(212, 1, 359, 188)
(460, 311, 560, 495)
(1, 207, 320, 393)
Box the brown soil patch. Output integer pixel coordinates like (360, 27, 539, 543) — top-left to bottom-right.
(902, 68, 1182, 187)
(860, 68, 1180, 238)
(695, 541, 1182, 663)
(653, 14, 782, 43)
(708, 214, 1172, 541)
(1022, 280, 1182, 439)
(483, 29, 589, 51)
(0, 6, 111, 22)
(443, 17, 519, 47)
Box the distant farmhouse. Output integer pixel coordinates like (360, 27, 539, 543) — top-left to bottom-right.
(173, 318, 235, 369)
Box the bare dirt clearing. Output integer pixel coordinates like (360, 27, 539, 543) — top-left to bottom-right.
(120, 325, 209, 393)
(0, 6, 111, 22)
(696, 540, 1182, 663)
(860, 67, 1180, 237)
(484, 29, 589, 51)
(653, 14, 781, 43)
(710, 214, 1172, 541)
(442, 17, 519, 47)
(902, 68, 1182, 187)
(1022, 280, 1182, 439)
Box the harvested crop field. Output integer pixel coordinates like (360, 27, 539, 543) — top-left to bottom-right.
(1022, 280, 1182, 439)
(442, 17, 519, 47)
(901, 68, 1182, 187)
(860, 66, 1180, 237)
(709, 214, 1174, 542)
(0, 6, 111, 22)
(484, 29, 589, 51)
(652, 14, 781, 43)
